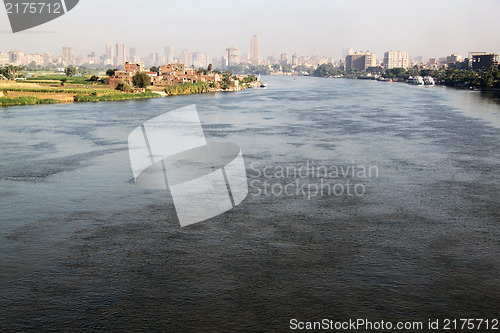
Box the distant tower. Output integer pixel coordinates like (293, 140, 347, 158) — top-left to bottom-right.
(280, 53, 287, 65)
(62, 47, 74, 65)
(224, 47, 240, 66)
(250, 35, 260, 63)
(129, 47, 140, 63)
(165, 45, 174, 64)
(115, 42, 125, 66)
(105, 42, 114, 65)
(179, 49, 189, 66)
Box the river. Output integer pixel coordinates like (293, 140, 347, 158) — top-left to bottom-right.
(1, 76, 499, 331)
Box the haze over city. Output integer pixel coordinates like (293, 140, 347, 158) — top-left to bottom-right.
(1, 0, 500, 60)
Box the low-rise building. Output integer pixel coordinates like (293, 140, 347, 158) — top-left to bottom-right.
(470, 52, 499, 71)
(345, 51, 376, 72)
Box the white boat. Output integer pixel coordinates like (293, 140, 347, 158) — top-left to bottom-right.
(257, 74, 267, 87)
(424, 76, 435, 86)
(407, 76, 424, 86)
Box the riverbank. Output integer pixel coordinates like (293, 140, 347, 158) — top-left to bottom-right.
(0, 80, 248, 107)
(0, 80, 164, 106)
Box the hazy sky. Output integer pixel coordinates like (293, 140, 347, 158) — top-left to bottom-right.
(1, 0, 500, 60)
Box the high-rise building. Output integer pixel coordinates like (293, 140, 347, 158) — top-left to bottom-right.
(280, 53, 288, 65)
(105, 42, 114, 65)
(129, 47, 140, 63)
(0, 52, 10, 65)
(345, 51, 376, 72)
(8, 51, 23, 64)
(224, 47, 239, 66)
(115, 43, 125, 66)
(165, 46, 174, 64)
(311, 53, 319, 65)
(42, 53, 52, 66)
(250, 35, 260, 63)
(383, 51, 410, 69)
(62, 47, 74, 65)
(192, 51, 209, 68)
(446, 54, 462, 64)
(179, 50, 189, 66)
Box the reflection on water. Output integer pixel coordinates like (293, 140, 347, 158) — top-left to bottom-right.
(1, 77, 499, 331)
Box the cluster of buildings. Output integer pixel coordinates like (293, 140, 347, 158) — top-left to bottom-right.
(1, 34, 498, 74)
(342, 48, 499, 72)
(0, 35, 333, 70)
(108, 62, 227, 88)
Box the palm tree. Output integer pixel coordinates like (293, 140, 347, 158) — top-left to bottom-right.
(6, 65, 24, 80)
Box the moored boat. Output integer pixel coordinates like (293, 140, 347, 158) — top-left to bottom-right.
(407, 76, 424, 86)
(424, 76, 435, 86)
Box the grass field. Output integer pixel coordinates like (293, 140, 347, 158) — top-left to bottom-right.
(0, 79, 160, 106)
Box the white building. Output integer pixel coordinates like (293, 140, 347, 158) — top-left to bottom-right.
(383, 50, 411, 69)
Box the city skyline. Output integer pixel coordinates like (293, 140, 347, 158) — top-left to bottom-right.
(1, 0, 500, 60)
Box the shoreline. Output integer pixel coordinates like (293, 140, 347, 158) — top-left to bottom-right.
(0, 82, 246, 107)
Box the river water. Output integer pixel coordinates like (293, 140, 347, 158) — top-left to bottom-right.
(1, 76, 499, 331)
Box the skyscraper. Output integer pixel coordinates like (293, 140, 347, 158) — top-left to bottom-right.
(179, 50, 189, 66)
(191, 51, 209, 68)
(250, 35, 260, 63)
(129, 47, 140, 63)
(105, 42, 113, 65)
(62, 47, 74, 65)
(115, 42, 125, 66)
(165, 46, 174, 64)
(280, 53, 287, 65)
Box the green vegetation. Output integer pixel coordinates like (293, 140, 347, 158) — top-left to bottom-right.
(294, 65, 314, 75)
(240, 75, 257, 84)
(2, 65, 25, 79)
(313, 63, 343, 77)
(115, 81, 133, 92)
(2, 87, 115, 94)
(0, 96, 61, 106)
(221, 72, 234, 90)
(65, 66, 77, 77)
(281, 64, 293, 73)
(25, 75, 104, 85)
(311, 63, 500, 90)
(74, 91, 160, 102)
(106, 69, 117, 77)
(132, 71, 151, 88)
(384, 67, 500, 89)
(164, 81, 210, 96)
(239, 75, 258, 88)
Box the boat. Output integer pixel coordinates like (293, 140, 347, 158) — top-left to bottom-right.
(406, 76, 424, 86)
(377, 77, 391, 82)
(257, 74, 267, 87)
(424, 76, 435, 86)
